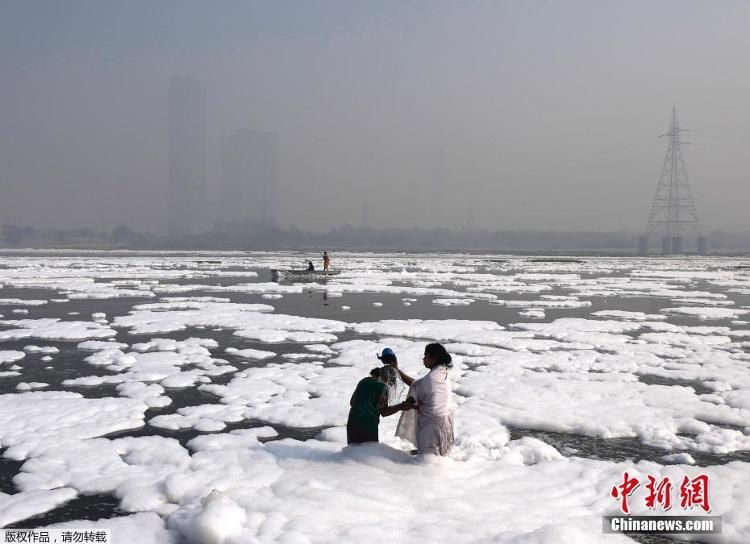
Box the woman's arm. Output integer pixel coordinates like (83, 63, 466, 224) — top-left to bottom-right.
(379, 394, 415, 417)
(387, 360, 414, 386)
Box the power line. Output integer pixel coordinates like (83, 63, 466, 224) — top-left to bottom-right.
(522, 134, 663, 174)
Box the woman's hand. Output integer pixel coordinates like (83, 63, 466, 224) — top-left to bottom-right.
(402, 396, 416, 410)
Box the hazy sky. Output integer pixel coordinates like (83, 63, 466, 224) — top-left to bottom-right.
(1, 1, 749, 234)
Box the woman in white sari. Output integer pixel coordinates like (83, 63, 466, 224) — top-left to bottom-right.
(394, 343, 454, 456)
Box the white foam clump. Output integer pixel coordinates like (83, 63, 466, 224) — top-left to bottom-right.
(160, 296, 232, 303)
(0, 319, 116, 341)
(66, 338, 235, 392)
(0, 298, 48, 306)
(661, 306, 749, 320)
(198, 360, 351, 427)
(0, 488, 78, 527)
(281, 352, 320, 360)
(0, 391, 147, 460)
(519, 309, 545, 319)
(78, 339, 129, 351)
(492, 297, 591, 309)
(341, 305, 351, 310)
(117, 382, 172, 408)
(92, 311, 108, 323)
(184, 490, 247, 543)
(433, 298, 474, 306)
(225, 347, 276, 360)
(132, 337, 218, 353)
(149, 404, 249, 432)
(592, 310, 666, 321)
(16, 382, 49, 391)
(304, 344, 335, 354)
(115, 301, 345, 344)
(13, 435, 192, 506)
(661, 452, 696, 465)
(23, 345, 60, 354)
(0, 351, 25, 364)
(11, 309, 29, 314)
(262, 293, 283, 299)
(353, 319, 504, 342)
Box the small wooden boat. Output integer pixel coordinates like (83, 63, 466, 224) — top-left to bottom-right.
(270, 269, 341, 282)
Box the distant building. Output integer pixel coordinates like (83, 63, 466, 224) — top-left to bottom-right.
(220, 129, 278, 226)
(168, 77, 206, 237)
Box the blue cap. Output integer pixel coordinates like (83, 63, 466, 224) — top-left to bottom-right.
(377, 347, 396, 360)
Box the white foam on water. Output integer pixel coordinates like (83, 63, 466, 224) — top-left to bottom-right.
(16, 382, 49, 391)
(23, 345, 60, 354)
(0, 488, 78, 527)
(0, 391, 147, 460)
(0, 319, 116, 342)
(592, 310, 666, 321)
(662, 306, 749, 320)
(0, 351, 25, 364)
(63, 339, 237, 394)
(224, 347, 276, 360)
(433, 298, 474, 306)
(1, 253, 749, 541)
(0, 299, 48, 306)
(518, 309, 545, 319)
(115, 301, 345, 344)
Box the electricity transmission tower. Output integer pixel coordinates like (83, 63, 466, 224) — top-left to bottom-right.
(640, 107, 706, 254)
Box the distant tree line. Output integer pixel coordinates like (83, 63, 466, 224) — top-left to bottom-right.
(1, 222, 748, 254)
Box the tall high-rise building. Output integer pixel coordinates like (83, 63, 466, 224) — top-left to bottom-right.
(220, 129, 278, 226)
(168, 77, 206, 237)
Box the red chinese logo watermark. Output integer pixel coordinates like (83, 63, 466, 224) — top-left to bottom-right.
(611, 473, 711, 514)
(679, 474, 710, 512)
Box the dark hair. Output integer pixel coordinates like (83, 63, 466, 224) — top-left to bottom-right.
(369, 367, 382, 378)
(425, 343, 452, 368)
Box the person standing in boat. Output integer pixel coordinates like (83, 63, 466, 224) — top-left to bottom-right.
(323, 251, 331, 271)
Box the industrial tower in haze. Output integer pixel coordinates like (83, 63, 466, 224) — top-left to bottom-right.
(168, 77, 207, 237)
(640, 107, 707, 255)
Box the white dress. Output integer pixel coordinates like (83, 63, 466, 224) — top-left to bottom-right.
(396, 366, 454, 455)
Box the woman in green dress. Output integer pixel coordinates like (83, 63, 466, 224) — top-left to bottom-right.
(347, 364, 414, 444)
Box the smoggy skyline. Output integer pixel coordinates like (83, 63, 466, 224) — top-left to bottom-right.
(1, 1, 749, 234)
